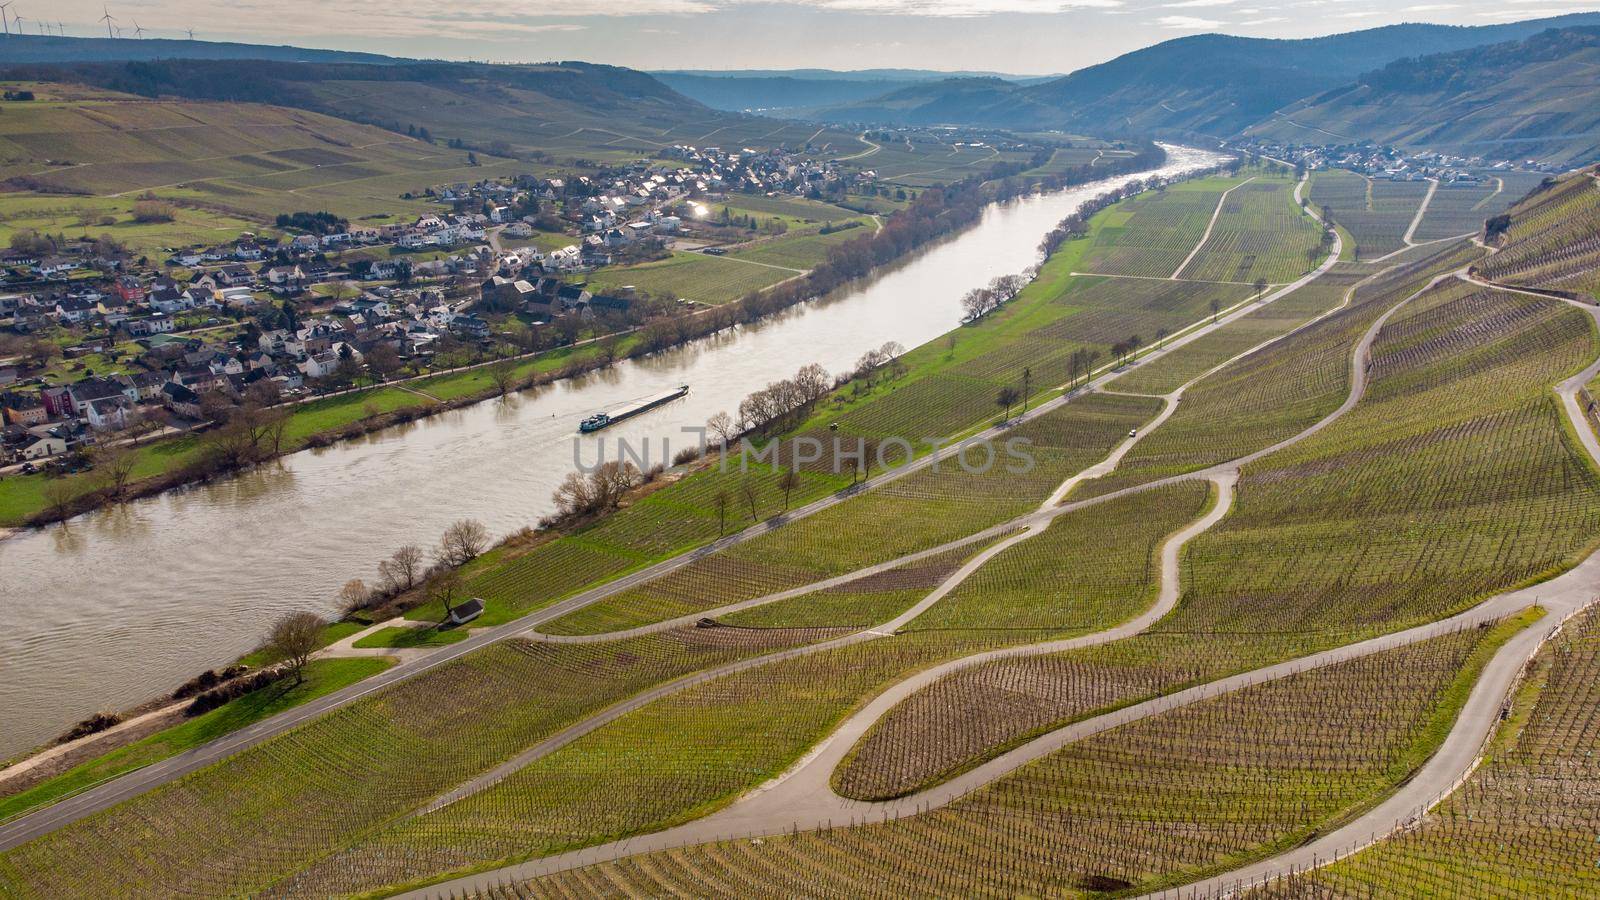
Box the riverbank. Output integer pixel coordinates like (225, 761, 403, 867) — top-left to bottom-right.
(0, 146, 1221, 760)
(0, 145, 1165, 531)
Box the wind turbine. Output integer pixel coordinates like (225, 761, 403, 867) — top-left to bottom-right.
(0, 3, 12, 38)
(100, 5, 114, 38)
(131, 18, 144, 39)
(55, 20, 62, 35)
(11, 13, 24, 35)
(186, 27, 195, 40)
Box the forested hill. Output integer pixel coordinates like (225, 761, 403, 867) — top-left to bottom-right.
(0, 58, 734, 160)
(0, 33, 401, 65)
(1246, 27, 1600, 165)
(813, 12, 1600, 136)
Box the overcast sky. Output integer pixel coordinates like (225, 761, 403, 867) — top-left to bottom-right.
(31, 0, 1600, 74)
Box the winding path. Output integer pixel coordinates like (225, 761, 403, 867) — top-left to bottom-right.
(0, 159, 1331, 853)
(405, 244, 1594, 899)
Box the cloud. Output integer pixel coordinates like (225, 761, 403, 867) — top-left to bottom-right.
(1162, 0, 1236, 7)
(758, 0, 1125, 13)
(1401, 2, 1458, 9)
(1156, 13, 1227, 26)
(1239, 15, 1288, 23)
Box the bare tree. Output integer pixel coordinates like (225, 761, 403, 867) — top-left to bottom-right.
(268, 611, 325, 685)
(1156, 326, 1170, 350)
(706, 411, 738, 451)
(91, 445, 137, 499)
(1210, 296, 1222, 324)
(740, 475, 760, 521)
(41, 478, 81, 520)
(1254, 278, 1269, 303)
(337, 579, 371, 615)
(426, 569, 465, 621)
(488, 359, 518, 396)
(379, 544, 425, 592)
(440, 518, 490, 566)
(778, 467, 801, 510)
(996, 385, 1021, 421)
(713, 489, 731, 535)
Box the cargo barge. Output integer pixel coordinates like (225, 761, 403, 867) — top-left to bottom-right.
(579, 384, 690, 433)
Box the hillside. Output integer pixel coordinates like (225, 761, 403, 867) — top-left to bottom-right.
(0, 82, 493, 248)
(1, 57, 861, 166)
(815, 13, 1600, 136)
(0, 33, 400, 65)
(653, 69, 1053, 116)
(1245, 27, 1600, 166)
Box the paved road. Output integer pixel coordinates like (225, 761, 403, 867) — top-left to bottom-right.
(409, 257, 1600, 898)
(0, 170, 1340, 853)
(1401, 178, 1439, 247)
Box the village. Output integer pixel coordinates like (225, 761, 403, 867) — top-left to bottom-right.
(0, 144, 869, 469)
(1230, 137, 1564, 182)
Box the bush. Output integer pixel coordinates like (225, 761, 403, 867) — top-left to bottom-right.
(185, 666, 288, 716)
(56, 711, 123, 744)
(171, 664, 250, 700)
(131, 199, 176, 223)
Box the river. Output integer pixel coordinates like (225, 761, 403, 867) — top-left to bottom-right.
(0, 145, 1223, 757)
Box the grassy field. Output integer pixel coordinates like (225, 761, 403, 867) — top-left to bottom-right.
(579, 250, 797, 304)
(0, 656, 392, 826)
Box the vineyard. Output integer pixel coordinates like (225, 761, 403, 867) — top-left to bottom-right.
(0, 628, 853, 897)
(1076, 177, 1245, 278)
(1309, 170, 1431, 261)
(539, 392, 1161, 635)
(1245, 606, 1600, 898)
(1177, 178, 1322, 284)
(479, 625, 1523, 898)
(1173, 278, 1600, 638)
(1477, 171, 1600, 297)
(7, 152, 1600, 900)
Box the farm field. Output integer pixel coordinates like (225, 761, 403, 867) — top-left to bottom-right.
(578, 250, 796, 304)
(1249, 605, 1600, 898)
(13, 163, 1600, 900)
(485, 623, 1527, 898)
(1309, 169, 1431, 261)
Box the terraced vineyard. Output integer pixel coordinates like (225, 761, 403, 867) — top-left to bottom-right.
(1178, 177, 1322, 284)
(8, 164, 1600, 900)
(483, 626, 1525, 897)
(1247, 606, 1600, 898)
(1310, 169, 1432, 261)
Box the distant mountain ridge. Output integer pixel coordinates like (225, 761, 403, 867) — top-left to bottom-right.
(1245, 26, 1600, 164)
(652, 69, 1058, 116)
(0, 33, 402, 65)
(814, 13, 1600, 138)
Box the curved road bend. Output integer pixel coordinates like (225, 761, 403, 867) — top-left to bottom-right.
(408, 265, 1600, 899)
(417, 232, 1391, 813)
(1151, 281, 1600, 897)
(0, 187, 1344, 854)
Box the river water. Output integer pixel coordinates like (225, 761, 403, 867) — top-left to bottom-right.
(0, 146, 1222, 756)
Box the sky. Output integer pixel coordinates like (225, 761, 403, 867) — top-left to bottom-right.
(26, 0, 1600, 74)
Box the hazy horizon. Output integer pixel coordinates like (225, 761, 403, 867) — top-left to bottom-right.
(24, 1, 1600, 76)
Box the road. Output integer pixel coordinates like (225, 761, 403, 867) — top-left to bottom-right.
(405, 246, 1600, 898)
(1171, 176, 1254, 279)
(0, 179, 1339, 851)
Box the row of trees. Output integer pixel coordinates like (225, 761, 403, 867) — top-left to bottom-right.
(960, 273, 1031, 322)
